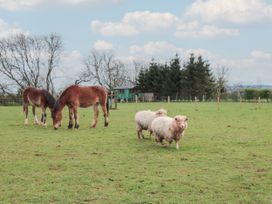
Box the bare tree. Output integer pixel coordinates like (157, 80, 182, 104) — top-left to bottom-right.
(216, 66, 228, 102)
(76, 50, 128, 90)
(127, 60, 147, 86)
(0, 33, 63, 94)
(0, 83, 13, 96)
(44, 34, 63, 95)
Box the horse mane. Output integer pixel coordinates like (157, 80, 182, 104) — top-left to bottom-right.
(60, 85, 79, 97)
(51, 99, 59, 117)
(41, 90, 56, 109)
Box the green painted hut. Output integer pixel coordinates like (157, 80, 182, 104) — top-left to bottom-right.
(113, 86, 136, 102)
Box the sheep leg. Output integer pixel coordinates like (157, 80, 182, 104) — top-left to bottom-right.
(149, 130, 153, 140)
(137, 125, 144, 139)
(176, 141, 180, 150)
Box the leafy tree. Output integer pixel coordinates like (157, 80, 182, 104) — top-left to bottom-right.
(259, 89, 271, 102)
(244, 89, 258, 100)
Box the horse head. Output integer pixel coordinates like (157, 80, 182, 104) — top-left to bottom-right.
(52, 100, 62, 130)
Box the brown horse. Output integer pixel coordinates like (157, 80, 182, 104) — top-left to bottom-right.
(52, 85, 109, 130)
(23, 87, 56, 127)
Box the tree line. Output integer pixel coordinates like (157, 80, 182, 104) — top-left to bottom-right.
(136, 54, 218, 100)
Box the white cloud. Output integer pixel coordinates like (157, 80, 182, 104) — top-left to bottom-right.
(128, 41, 218, 63)
(55, 50, 83, 89)
(91, 10, 240, 38)
(250, 50, 272, 61)
(174, 21, 239, 38)
(129, 41, 181, 59)
(0, 0, 41, 10)
(91, 20, 138, 36)
(91, 11, 178, 36)
(0, 18, 26, 38)
(185, 0, 272, 24)
(127, 41, 272, 84)
(0, 0, 122, 10)
(93, 40, 113, 50)
(122, 11, 178, 31)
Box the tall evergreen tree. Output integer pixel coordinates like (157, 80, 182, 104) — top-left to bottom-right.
(168, 54, 182, 100)
(136, 69, 149, 92)
(181, 54, 215, 100)
(135, 53, 216, 101)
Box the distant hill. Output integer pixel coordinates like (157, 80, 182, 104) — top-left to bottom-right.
(229, 84, 272, 90)
(240, 85, 272, 89)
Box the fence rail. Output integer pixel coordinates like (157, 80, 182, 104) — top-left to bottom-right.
(0, 97, 271, 106)
(0, 98, 23, 106)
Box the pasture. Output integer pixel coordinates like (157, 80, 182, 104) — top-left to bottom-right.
(0, 102, 271, 203)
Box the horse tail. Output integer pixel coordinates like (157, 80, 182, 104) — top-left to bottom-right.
(106, 97, 109, 116)
(22, 88, 29, 113)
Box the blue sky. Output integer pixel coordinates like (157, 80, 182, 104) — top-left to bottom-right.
(0, 0, 272, 88)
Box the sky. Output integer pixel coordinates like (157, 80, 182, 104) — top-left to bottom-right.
(0, 0, 272, 89)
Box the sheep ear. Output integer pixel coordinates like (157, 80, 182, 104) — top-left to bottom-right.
(157, 111, 163, 116)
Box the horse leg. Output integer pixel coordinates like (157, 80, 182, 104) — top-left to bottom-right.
(91, 103, 99, 128)
(40, 111, 44, 124)
(23, 102, 29, 125)
(68, 107, 74, 129)
(101, 103, 109, 127)
(41, 107, 47, 127)
(74, 107, 80, 129)
(32, 106, 40, 125)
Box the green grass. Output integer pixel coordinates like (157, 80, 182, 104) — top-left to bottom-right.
(0, 102, 271, 204)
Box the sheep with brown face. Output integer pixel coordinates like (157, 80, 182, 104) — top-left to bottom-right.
(151, 115, 188, 149)
(135, 109, 167, 139)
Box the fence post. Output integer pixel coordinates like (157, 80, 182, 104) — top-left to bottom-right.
(167, 96, 170, 103)
(217, 95, 220, 111)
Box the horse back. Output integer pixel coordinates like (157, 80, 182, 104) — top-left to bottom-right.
(22, 87, 45, 108)
(78, 86, 107, 107)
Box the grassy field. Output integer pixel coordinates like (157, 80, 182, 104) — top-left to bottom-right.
(0, 102, 271, 204)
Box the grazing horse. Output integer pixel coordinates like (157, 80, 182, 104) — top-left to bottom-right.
(23, 87, 56, 126)
(52, 85, 109, 130)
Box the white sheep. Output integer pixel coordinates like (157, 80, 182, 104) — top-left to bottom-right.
(135, 109, 167, 139)
(151, 115, 188, 149)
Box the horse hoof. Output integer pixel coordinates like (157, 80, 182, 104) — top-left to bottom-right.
(104, 122, 109, 127)
(68, 124, 73, 129)
(74, 124, 79, 129)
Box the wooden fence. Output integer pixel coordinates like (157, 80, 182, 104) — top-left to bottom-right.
(0, 98, 23, 106)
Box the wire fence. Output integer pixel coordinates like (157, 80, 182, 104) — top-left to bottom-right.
(0, 98, 23, 106)
(0, 97, 271, 106)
